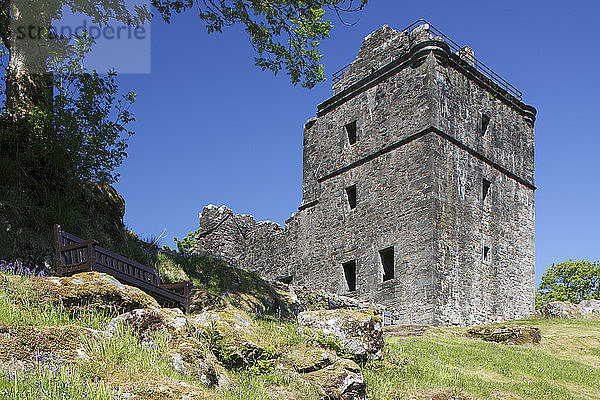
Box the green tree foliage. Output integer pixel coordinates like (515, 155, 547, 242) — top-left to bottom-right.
(537, 260, 600, 306)
(152, 0, 368, 88)
(0, 36, 136, 261)
(0, 0, 368, 262)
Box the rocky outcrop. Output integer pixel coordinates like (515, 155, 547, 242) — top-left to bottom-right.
(106, 307, 191, 341)
(466, 326, 541, 345)
(537, 300, 600, 319)
(1, 271, 374, 398)
(188, 307, 276, 369)
(304, 357, 367, 400)
(577, 300, 600, 317)
(13, 272, 159, 313)
(281, 345, 367, 400)
(298, 309, 384, 360)
(106, 307, 225, 387)
(0, 323, 87, 364)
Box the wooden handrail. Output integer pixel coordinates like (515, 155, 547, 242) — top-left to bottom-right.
(53, 224, 191, 311)
(94, 246, 157, 274)
(59, 239, 99, 252)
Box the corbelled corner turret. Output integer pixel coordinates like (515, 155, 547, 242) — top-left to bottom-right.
(194, 20, 536, 326)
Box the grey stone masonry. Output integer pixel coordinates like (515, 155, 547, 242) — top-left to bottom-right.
(193, 21, 536, 326)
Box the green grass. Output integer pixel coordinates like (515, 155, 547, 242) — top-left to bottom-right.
(2, 268, 600, 400)
(0, 275, 113, 330)
(0, 363, 124, 400)
(364, 319, 600, 400)
(221, 369, 321, 400)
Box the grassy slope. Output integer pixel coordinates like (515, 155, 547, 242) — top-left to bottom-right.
(365, 318, 600, 400)
(1, 269, 600, 399)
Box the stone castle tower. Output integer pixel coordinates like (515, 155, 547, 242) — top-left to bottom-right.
(194, 21, 536, 326)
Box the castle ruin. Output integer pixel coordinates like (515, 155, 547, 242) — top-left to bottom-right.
(193, 21, 536, 326)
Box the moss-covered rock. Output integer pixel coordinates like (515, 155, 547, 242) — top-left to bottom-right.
(188, 307, 276, 369)
(15, 272, 159, 314)
(466, 326, 541, 345)
(282, 345, 337, 373)
(279, 345, 368, 400)
(106, 307, 191, 340)
(304, 357, 367, 400)
(167, 337, 226, 387)
(298, 309, 384, 361)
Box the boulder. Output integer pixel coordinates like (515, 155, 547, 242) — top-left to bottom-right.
(466, 326, 541, 345)
(188, 307, 275, 369)
(0, 323, 99, 364)
(106, 307, 191, 341)
(105, 308, 226, 387)
(297, 309, 384, 360)
(280, 345, 367, 400)
(15, 272, 159, 313)
(304, 357, 367, 400)
(536, 301, 581, 319)
(577, 300, 600, 317)
(282, 345, 337, 373)
(167, 337, 224, 387)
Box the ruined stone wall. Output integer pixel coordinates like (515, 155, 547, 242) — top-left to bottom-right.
(194, 205, 296, 281)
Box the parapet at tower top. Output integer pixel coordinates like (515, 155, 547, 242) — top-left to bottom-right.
(332, 19, 523, 102)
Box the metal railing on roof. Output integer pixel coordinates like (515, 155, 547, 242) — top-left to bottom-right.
(332, 19, 523, 101)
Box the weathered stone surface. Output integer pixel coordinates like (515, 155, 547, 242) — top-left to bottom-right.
(166, 337, 223, 387)
(304, 358, 367, 400)
(106, 307, 191, 340)
(298, 309, 384, 360)
(467, 326, 541, 345)
(282, 345, 338, 373)
(576, 300, 600, 317)
(0, 323, 98, 365)
(188, 307, 274, 368)
(536, 301, 581, 319)
(278, 344, 367, 400)
(15, 272, 159, 313)
(105, 308, 227, 387)
(536, 300, 600, 319)
(193, 21, 536, 327)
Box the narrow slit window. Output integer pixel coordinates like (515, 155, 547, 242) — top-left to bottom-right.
(483, 246, 490, 262)
(481, 113, 491, 136)
(345, 185, 357, 209)
(343, 260, 357, 292)
(482, 178, 491, 201)
(345, 121, 358, 145)
(380, 247, 394, 282)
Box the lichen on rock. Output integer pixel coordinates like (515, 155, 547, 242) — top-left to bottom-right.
(14, 272, 159, 314)
(466, 326, 541, 345)
(188, 306, 276, 369)
(298, 309, 384, 361)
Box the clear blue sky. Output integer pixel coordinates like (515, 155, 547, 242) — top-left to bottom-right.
(113, 0, 600, 285)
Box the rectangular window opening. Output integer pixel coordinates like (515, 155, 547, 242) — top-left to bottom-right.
(380, 247, 394, 282)
(482, 178, 491, 201)
(481, 113, 491, 136)
(343, 260, 357, 292)
(345, 185, 357, 210)
(483, 246, 490, 262)
(345, 121, 358, 145)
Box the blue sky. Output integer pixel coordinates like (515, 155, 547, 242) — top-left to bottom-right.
(113, 0, 600, 285)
